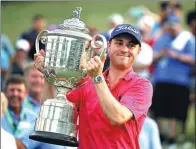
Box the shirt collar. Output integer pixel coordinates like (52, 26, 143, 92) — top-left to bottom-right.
(27, 95, 40, 106)
(8, 105, 26, 122)
(8, 108, 18, 120)
(103, 68, 136, 81)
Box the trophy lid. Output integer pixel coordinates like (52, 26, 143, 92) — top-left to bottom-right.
(57, 7, 89, 34)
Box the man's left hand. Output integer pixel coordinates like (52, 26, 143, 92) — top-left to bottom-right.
(86, 54, 107, 78)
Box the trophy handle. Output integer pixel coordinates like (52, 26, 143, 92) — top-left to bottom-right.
(90, 34, 107, 58)
(35, 30, 49, 53)
(81, 34, 107, 75)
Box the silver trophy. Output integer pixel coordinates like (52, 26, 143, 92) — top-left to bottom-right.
(29, 7, 107, 147)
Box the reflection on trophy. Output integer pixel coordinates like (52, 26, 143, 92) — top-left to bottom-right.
(29, 7, 107, 147)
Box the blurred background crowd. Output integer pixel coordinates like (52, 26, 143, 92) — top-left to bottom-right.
(1, 1, 195, 149)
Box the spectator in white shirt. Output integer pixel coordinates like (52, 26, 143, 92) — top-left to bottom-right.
(139, 117, 162, 149)
(133, 15, 154, 79)
(133, 41, 153, 79)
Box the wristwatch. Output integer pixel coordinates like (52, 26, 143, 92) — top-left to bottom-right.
(92, 75, 103, 84)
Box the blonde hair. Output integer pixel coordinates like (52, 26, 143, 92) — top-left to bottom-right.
(1, 92, 8, 116)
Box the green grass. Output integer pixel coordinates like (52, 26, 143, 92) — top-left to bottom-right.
(1, 1, 195, 44)
(186, 104, 195, 138)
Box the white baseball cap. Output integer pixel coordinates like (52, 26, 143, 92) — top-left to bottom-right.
(108, 13, 124, 25)
(16, 39, 30, 52)
(137, 15, 155, 31)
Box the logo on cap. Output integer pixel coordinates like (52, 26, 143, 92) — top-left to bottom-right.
(116, 25, 139, 34)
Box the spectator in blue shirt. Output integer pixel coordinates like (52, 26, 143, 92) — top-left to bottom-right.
(1, 75, 37, 149)
(151, 14, 195, 149)
(23, 63, 66, 149)
(23, 62, 54, 114)
(1, 34, 15, 90)
(1, 75, 65, 149)
(151, 1, 182, 40)
(19, 14, 46, 61)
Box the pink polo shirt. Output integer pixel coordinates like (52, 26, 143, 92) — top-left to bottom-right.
(66, 69, 153, 149)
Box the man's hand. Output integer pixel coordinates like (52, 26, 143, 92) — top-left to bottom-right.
(153, 49, 168, 63)
(34, 49, 45, 72)
(16, 139, 26, 149)
(166, 50, 179, 59)
(159, 49, 168, 57)
(86, 54, 107, 78)
(80, 52, 87, 70)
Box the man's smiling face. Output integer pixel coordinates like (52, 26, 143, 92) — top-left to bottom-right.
(108, 33, 141, 70)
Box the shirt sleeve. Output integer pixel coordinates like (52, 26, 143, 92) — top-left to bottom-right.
(66, 81, 87, 106)
(120, 79, 153, 121)
(137, 42, 153, 65)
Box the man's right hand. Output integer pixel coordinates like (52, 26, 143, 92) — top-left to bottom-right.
(34, 49, 45, 73)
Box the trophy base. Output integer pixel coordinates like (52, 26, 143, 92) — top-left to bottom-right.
(29, 131, 79, 147)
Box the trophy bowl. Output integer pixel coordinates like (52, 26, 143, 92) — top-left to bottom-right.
(29, 7, 107, 147)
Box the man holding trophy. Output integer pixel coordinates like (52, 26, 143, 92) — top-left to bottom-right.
(33, 7, 152, 149)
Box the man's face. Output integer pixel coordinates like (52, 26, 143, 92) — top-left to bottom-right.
(166, 23, 181, 35)
(26, 67, 45, 96)
(5, 83, 27, 109)
(108, 34, 141, 70)
(33, 19, 46, 32)
(167, 1, 182, 17)
(160, 9, 168, 21)
(16, 50, 27, 62)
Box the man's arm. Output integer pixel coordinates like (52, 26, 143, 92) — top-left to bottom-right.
(94, 77, 133, 125)
(167, 39, 195, 65)
(166, 50, 195, 65)
(85, 55, 132, 125)
(86, 55, 152, 126)
(153, 49, 167, 63)
(176, 53, 195, 65)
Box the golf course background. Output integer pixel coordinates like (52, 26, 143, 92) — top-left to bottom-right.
(1, 1, 195, 44)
